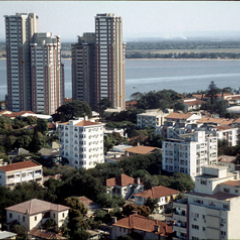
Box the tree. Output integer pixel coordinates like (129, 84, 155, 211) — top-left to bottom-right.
(207, 81, 220, 104)
(174, 101, 185, 112)
(144, 197, 159, 213)
(10, 225, 28, 240)
(29, 127, 41, 153)
(36, 118, 48, 134)
(98, 98, 112, 117)
(122, 204, 150, 218)
(43, 218, 56, 231)
(221, 87, 232, 98)
(52, 100, 92, 122)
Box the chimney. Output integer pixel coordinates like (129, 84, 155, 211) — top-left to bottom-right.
(154, 225, 160, 232)
(137, 177, 140, 185)
(111, 216, 117, 224)
(84, 116, 88, 121)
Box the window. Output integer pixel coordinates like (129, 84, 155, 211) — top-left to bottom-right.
(192, 237, 199, 240)
(223, 188, 230, 193)
(35, 216, 37, 221)
(9, 213, 12, 218)
(53, 213, 55, 218)
(223, 204, 229, 209)
(221, 231, 226, 236)
(202, 215, 205, 219)
(209, 201, 215, 207)
(62, 213, 65, 217)
(203, 227, 205, 231)
(200, 179, 207, 185)
(192, 225, 199, 230)
(23, 216, 25, 222)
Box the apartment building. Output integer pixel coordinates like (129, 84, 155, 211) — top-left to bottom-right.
(172, 165, 240, 240)
(0, 160, 42, 188)
(179, 98, 205, 113)
(58, 117, 105, 169)
(95, 13, 125, 110)
(5, 199, 69, 231)
(71, 33, 96, 109)
(5, 13, 38, 111)
(30, 33, 64, 114)
(162, 131, 217, 179)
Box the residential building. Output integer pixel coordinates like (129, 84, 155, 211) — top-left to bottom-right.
(0, 160, 43, 188)
(58, 117, 105, 169)
(30, 33, 64, 115)
(71, 33, 96, 109)
(5, 199, 69, 231)
(218, 155, 237, 172)
(162, 131, 218, 179)
(224, 94, 240, 105)
(9, 148, 29, 162)
(134, 185, 179, 213)
(125, 146, 160, 157)
(172, 165, 240, 240)
(95, 13, 125, 110)
(78, 196, 101, 217)
(105, 174, 144, 199)
(179, 98, 205, 113)
(111, 214, 173, 240)
(5, 13, 38, 112)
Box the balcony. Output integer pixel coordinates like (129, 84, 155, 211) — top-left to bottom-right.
(173, 225, 187, 234)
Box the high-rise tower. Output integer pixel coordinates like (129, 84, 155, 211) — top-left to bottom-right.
(71, 33, 96, 109)
(5, 13, 38, 111)
(30, 33, 64, 115)
(95, 14, 125, 110)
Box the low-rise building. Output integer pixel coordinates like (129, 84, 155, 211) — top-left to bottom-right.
(78, 196, 101, 217)
(0, 230, 17, 240)
(0, 160, 43, 188)
(58, 117, 105, 169)
(9, 148, 29, 162)
(180, 98, 205, 113)
(5, 199, 69, 231)
(111, 214, 173, 240)
(172, 165, 240, 240)
(134, 185, 180, 213)
(125, 146, 160, 157)
(105, 174, 144, 199)
(162, 131, 217, 179)
(218, 155, 237, 172)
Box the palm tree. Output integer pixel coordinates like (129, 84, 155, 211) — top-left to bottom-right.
(221, 87, 232, 98)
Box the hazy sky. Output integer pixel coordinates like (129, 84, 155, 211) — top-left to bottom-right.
(0, 1, 240, 41)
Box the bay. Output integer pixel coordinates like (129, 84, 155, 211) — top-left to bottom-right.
(0, 59, 240, 101)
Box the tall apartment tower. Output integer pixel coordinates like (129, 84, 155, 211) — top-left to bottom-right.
(71, 33, 96, 109)
(5, 13, 38, 111)
(95, 13, 125, 110)
(30, 33, 64, 114)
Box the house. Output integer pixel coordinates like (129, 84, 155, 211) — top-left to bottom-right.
(2, 111, 34, 119)
(0, 160, 43, 189)
(111, 214, 173, 240)
(125, 146, 160, 157)
(47, 122, 56, 136)
(134, 185, 180, 213)
(5, 199, 69, 231)
(224, 94, 240, 105)
(0, 110, 12, 116)
(9, 148, 29, 162)
(105, 174, 144, 199)
(126, 100, 137, 110)
(38, 148, 60, 167)
(172, 165, 240, 240)
(218, 155, 237, 171)
(180, 98, 205, 113)
(58, 117, 105, 169)
(0, 230, 17, 240)
(78, 196, 101, 217)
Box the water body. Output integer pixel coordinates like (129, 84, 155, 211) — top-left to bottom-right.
(0, 59, 240, 101)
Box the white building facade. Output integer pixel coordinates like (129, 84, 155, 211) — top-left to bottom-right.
(162, 131, 217, 179)
(58, 118, 105, 169)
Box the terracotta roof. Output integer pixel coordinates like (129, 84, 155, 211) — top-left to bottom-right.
(78, 196, 100, 210)
(125, 146, 157, 155)
(113, 214, 173, 237)
(221, 180, 240, 187)
(74, 120, 102, 126)
(106, 174, 138, 187)
(226, 96, 240, 100)
(183, 100, 205, 106)
(5, 199, 69, 215)
(165, 112, 193, 120)
(215, 125, 234, 131)
(48, 122, 56, 129)
(193, 93, 232, 99)
(218, 155, 237, 163)
(29, 228, 66, 239)
(197, 117, 234, 125)
(0, 160, 40, 172)
(233, 118, 240, 124)
(134, 185, 179, 199)
(3, 111, 34, 118)
(59, 121, 69, 125)
(186, 191, 237, 201)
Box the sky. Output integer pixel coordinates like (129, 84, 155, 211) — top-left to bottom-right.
(0, 1, 240, 41)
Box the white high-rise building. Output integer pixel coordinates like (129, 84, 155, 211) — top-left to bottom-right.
(30, 33, 64, 114)
(58, 118, 105, 169)
(95, 13, 125, 110)
(162, 131, 217, 179)
(5, 13, 38, 111)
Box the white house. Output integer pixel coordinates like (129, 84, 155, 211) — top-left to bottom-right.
(105, 174, 144, 199)
(180, 98, 205, 113)
(5, 199, 69, 231)
(0, 160, 43, 189)
(58, 117, 105, 169)
(134, 185, 179, 213)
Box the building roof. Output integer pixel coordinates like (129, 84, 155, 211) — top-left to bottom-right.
(218, 155, 237, 163)
(0, 231, 17, 240)
(183, 100, 205, 106)
(29, 228, 66, 239)
(5, 199, 69, 215)
(106, 174, 139, 187)
(221, 180, 240, 187)
(78, 196, 100, 210)
(215, 125, 234, 131)
(0, 160, 40, 173)
(186, 191, 237, 201)
(165, 112, 193, 120)
(233, 118, 240, 124)
(193, 93, 232, 100)
(9, 148, 29, 156)
(113, 214, 173, 237)
(125, 146, 158, 155)
(3, 111, 34, 118)
(74, 120, 102, 126)
(225, 95, 240, 100)
(38, 148, 59, 157)
(48, 122, 56, 129)
(134, 185, 179, 199)
(197, 117, 234, 125)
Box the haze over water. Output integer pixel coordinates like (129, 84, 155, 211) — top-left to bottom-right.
(0, 59, 240, 101)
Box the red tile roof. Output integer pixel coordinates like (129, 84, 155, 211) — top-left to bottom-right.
(106, 174, 139, 187)
(134, 185, 179, 199)
(78, 196, 95, 207)
(197, 117, 234, 125)
(193, 93, 232, 99)
(75, 120, 102, 127)
(5, 199, 69, 215)
(125, 146, 158, 155)
(0, 160, 40, 172)
(48, 122, 56, 129)
(113, 214, 173, 237)
(3, 111, 35, 118)
(221, 180, 240, 187)
(186, 191, 237, 201)
(183, 100, 205, 106)
(165, 112, 193, 120)
(29, 228, 66, 239)
(215, 125, 234, 131)
(233, 118, 240, 124)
